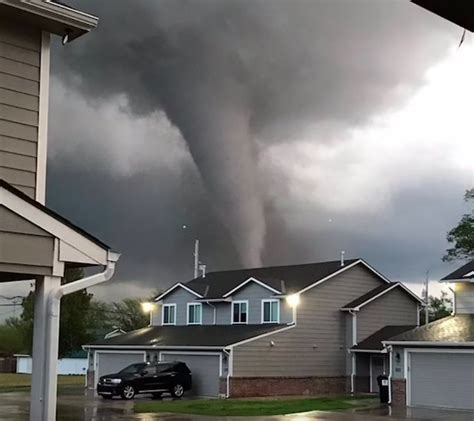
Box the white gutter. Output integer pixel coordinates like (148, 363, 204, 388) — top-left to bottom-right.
(223, 349, 232, 398)
(42, 251, 120, 420)
(383, 341, 474, 347)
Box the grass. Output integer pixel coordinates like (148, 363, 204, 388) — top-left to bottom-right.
(134, 395, 377, 416)
(0, 373, 84, 392)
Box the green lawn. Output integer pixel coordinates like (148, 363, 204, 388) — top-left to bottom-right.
(0, 373, 84, 392)
(134, 396, 377, 416)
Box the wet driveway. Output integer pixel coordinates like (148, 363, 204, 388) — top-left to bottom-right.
(0, 388, 472, 421)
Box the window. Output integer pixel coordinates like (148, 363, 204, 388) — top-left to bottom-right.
(162, 304, 176, 325)
(262, 299, 279, 323)
(232, 301, 248, 324)
(187, 303, 202, 325)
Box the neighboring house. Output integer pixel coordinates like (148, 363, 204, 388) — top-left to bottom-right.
(15, 328, 125, 376)
(84, 258, 423, 397)
(384, 260, 474, 411)
(0, 2, 118, 420)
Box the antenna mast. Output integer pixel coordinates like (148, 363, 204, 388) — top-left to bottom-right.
(424, 270, 429, 325)
(194, 239, 199, 278)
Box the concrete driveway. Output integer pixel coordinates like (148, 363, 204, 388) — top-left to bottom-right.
(0, 389, 472, 421)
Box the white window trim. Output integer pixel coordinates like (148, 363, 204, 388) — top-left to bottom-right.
(261, 299, 280, 324)
(186, 303, 202, 325)
(231, 300, 249, 324)
(162, 303, 176, 326)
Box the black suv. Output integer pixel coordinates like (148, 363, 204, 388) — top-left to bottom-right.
(97, 361, 192, 400)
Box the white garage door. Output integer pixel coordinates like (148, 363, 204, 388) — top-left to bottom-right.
(409, 352, 474, 410)
(96, 351, 145, 387)
(161, 353, 221, 397)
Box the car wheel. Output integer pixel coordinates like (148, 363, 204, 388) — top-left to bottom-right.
(120, 384, 136, 400)
(171, 383, 184, 398)
(151, 392, 162, 399)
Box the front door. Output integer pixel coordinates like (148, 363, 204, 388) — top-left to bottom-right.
(370, 355, 386, 393)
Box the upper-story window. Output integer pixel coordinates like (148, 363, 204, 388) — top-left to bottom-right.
(162, 303, 176, 325)
(232, 300, 248, 324)
(187, 303, 202, 325)
(262, 299, 280, 323)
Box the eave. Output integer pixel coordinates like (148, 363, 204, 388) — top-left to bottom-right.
(0, 0, 98, 41)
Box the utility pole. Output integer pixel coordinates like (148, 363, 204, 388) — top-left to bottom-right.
(424, 270, 429, 325)
(194, 240, 199, 278)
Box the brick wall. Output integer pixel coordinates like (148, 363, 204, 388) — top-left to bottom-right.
(229, 376, 348, 397)
(391, 379, 406, 406)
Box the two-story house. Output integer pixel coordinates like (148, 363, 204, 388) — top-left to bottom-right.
(85, 258, 422, 397)
(384, 260, 474, 411)
(1, 2, 119, 420)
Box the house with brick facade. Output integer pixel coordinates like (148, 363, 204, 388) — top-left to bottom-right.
(85, 258, 423, 398)
(384, 260, 474, 411)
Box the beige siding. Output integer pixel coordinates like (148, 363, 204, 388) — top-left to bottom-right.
(0, 17, 40, 198)
(455, 283, 474, 314)
(356, 288, 418, 343)
(0, 206, 53, 273)
(232, 265, 384, 377)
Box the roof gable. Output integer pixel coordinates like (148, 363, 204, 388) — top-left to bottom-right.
(155, 282, 203, 301)
(441, 260, 474, 282)
(222, 277, 282, 297)
(341, 282, 423, 311)
(0, 180, 110, 267)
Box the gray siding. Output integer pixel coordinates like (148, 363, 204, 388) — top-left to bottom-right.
(232, 265, 384, 377)
(0, 18, 41, 198)
(455, 283, 474, 314)
(230, 282, 292, 324)
(156, 288, 214, 325)
(0, 205, 53, 276)
(357, 287, 418, 343)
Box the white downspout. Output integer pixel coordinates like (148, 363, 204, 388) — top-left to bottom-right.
(349, 310, 357, 394)
(207, 301, 217, 325)
(43, 251, 120, 421)
(387, 345, 393, 404)
(223, 349, 232, 398)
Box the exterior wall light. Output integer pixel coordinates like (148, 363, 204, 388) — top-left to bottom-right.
(286, 294, 300, 308)
(269, 341, 275, 347)
(141, 302, 154, 313)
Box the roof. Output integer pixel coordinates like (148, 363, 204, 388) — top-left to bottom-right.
(352, 325, 416, 351)
(441, 260, 474, 282)
(0, 179, 110, 249)
(385, 314, 474, 344)
(157, 259, 390, 301)
(341, 282, 423, 311)
(85, 324, 291, 349)
(411, 0, 474, 32)
(0, 0, 98, 41)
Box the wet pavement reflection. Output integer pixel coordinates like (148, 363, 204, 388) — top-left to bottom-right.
(0, 388, 473, 421)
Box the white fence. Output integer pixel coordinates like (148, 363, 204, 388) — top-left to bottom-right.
(16, 355, 87, 375)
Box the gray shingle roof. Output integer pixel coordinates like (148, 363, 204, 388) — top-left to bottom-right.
(178, 259, 363, 299)
(352, 325, 416, 350)
(86, 324, 290, 348)
(386, 314, 474, 343)
(441, 260, 474, 281)
(342, 283, 398, 309)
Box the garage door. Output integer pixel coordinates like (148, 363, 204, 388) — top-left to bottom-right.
(161, 353, 221, 397)
(96, 352, 145, 386)
(409, 352, 474, 410)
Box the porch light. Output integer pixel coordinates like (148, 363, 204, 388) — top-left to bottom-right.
(286, 294, 300, 308)
(141, 302, 154, 313)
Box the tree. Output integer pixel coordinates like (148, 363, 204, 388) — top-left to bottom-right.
(443, 188, 474, 262)
(111, 298, 150, 332)
(428, 291, 452, 322)
(19, 268, 95, 358)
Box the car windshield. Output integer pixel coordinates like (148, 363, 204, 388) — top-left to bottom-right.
(119, 363, 148, 374)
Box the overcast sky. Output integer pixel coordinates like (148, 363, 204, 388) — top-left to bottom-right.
(1, 1, 472, 316)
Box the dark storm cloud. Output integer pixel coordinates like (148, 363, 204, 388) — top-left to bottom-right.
(52, 0, 458, 268)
